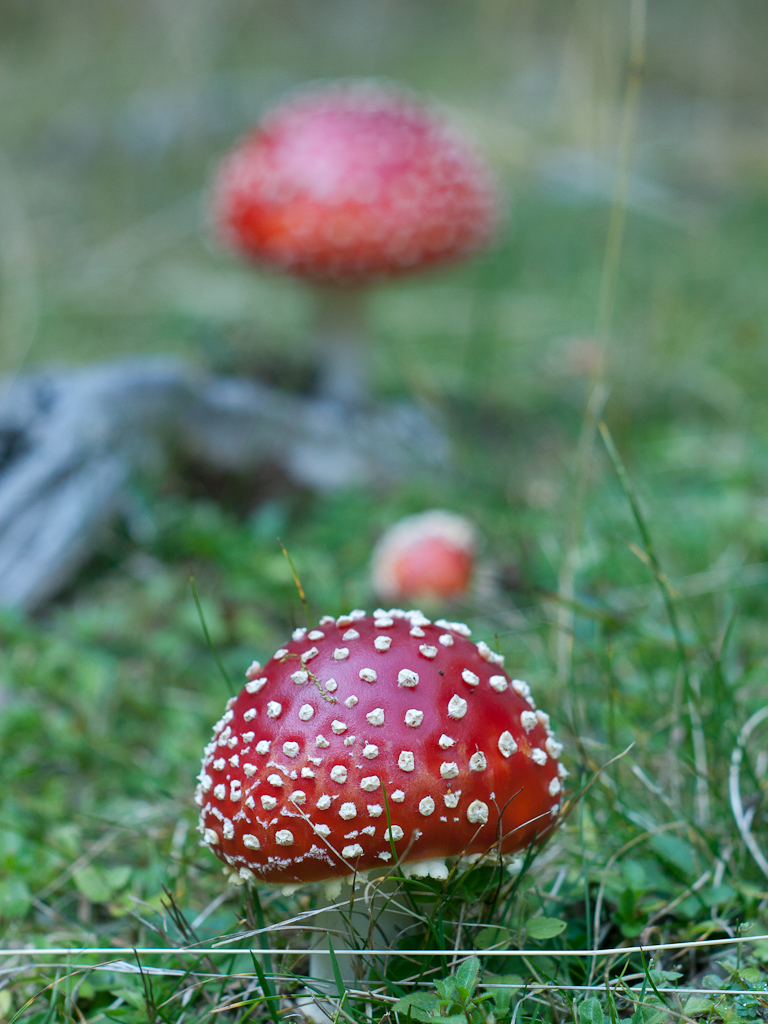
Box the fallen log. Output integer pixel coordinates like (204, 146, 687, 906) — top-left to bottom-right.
(0, 357, 449, 611)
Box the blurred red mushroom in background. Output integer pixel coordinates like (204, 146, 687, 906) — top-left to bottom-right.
(210, 81, 498, 404)
(371, 510, 477, 603)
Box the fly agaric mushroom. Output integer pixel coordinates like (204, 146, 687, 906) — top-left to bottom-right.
(371, 510, 477, 603)
(195, 609, 564, 888)
(209, 81, 498, 403)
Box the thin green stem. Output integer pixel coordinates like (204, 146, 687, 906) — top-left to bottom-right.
(556, 0, 647, 686)
(278, 538, 313, 628)
(597, 418, 690, 700)
(190, 575, 233, 696)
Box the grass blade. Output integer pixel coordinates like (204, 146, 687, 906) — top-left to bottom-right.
(190, 575, 233, 696)
(597, 418, 690, 697)
(278, 538, 312, 627)
(250, 955, 281, 1024)
(327, 936, 346, 1000)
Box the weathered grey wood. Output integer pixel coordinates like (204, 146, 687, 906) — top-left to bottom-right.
(0, 357, 448, 611)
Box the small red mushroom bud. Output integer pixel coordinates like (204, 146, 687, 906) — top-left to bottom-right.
(371, 511, 477, 603)
(196, 609, 565, 887)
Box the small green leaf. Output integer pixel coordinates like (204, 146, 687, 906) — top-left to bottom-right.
(622, 859, 646, 893)
(703, 884, 736, 907)
(435, 979, 454, 1003)
(111, 987, 146, 1010)
(620, 920, 645, 938)
(74, 865, 115, 903)
(493, 989, 512, 1015)
(105, 865, 132, 891)
(393, 992, 440, 1021)
(475, 926, 512, 950)
(650, 834, 696, 878)
(635, 1009, 667, 1024)
(486, 974, 524, 992)
(487, 975, 524, 1015)
(700, 975, 724, 989)
(0, 878, 30, 919)
(736, 967, 762, 984)
(648, 969, 681, 984)
(525, 916, 567, 940)
(398, 993, 441, 1010)
(455, 956, 481, 995)
(577, 996, 606, 1024)
(683, 997, 713, 1016)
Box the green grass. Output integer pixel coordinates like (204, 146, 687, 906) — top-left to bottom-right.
(4, 189, 768, 1019)
(6, 1, 768, 1021)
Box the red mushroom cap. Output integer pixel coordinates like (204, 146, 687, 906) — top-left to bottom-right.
(372, 510, 477, 602)
(210, 82, 498, 283)
(196, 610, 565, 886)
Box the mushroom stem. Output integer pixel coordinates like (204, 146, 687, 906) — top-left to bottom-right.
(313, 287, 370, 406)
(292, 875, 415, 1022)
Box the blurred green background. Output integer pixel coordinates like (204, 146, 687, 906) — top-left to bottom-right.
(3, 0, 768, 382)
(5, 2, 768, 1016)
